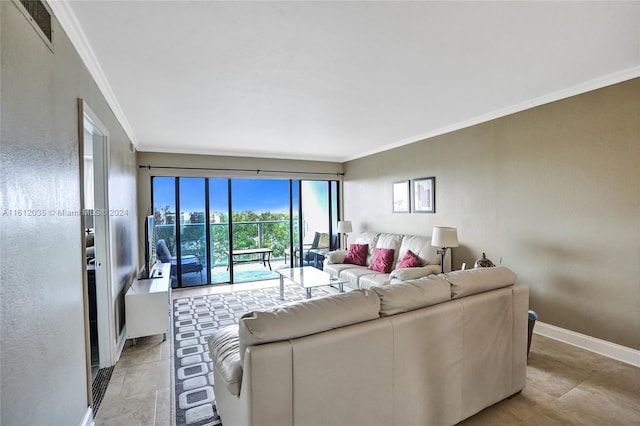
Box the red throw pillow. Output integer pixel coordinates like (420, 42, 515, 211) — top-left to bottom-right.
(344, 244, 368, 266)
(368, 248, 395, 273)
(397, 250, 422, 268)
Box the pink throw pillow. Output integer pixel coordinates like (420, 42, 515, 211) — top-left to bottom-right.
(397, 250, 422, 268)
(368, 248, 395, 273)
(344, 244, 368, 266)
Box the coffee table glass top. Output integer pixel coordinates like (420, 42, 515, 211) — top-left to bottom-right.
(276, 266, 344, 289)
(276, 266, 346, 299)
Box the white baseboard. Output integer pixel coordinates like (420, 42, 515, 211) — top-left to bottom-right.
(79, 407, 94, 426)
(115, 327, 127, 362)
(534, 321, 640, 368)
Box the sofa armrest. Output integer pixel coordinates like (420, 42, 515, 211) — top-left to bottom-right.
(208, 325, 243, 396)
(325, 250, 347, 264)
(390, 265, 441, 281)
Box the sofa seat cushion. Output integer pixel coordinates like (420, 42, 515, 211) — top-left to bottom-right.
(238, 289, 381, 363)
(372, 275, 451, 316)
(324, 263, 356, 280)
(208, 325, 242, 396)
(340, 267, 386, 289)
(359, 273, 393, 289)
(447, 266, 517, 299)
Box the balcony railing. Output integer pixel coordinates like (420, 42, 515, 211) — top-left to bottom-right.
(155, 219, 299, 268)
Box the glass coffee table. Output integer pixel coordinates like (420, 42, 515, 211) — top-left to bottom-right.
(276, 266, 346, 300)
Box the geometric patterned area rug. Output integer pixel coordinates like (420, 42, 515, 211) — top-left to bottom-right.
(172, 283, 337, 425)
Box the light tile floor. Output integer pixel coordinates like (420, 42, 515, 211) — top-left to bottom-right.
(95, 280, 640, 426)
(94, 280, 277, 426)
(459, 336, 640, 425)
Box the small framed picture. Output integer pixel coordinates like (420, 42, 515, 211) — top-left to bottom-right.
(392, 180, 410, 213)
(412, 177, 435, 213)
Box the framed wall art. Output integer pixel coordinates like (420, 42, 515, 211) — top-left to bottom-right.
(412, 176, 435, 213)
(392, 180, 410, 213)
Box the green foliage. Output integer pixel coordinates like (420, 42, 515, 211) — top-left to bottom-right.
(155, 210, 292, 267)
(211, 224, 229, 266)
(182, 224, 205, 257)
(228, 212, 289, 260)
(156, 225, 176, 254)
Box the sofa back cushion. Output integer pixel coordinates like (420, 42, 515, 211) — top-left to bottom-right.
(372, 275, 451, 316)
(375, 233, 404, 269)
(447, 266, 517, 299)
(353, 232, 381, 264)
(398, 235, 439, 267)
(238, 289, 381, 363)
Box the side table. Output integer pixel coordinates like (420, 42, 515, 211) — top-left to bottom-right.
(125, 262, 171, 344)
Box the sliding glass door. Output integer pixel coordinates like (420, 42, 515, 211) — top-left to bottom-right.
(152, 177, 177, 283)
(151, 176, 339, 288)
(178, 178, 208, 286)
(291, 180, 301, 267)
(296, 181, 338, 268)
(230, 179, 290, 283)
(209, 179, 230, 284)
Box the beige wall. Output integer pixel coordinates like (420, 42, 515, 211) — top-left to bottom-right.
(1, 2, 138, 424)
(344, 79, 640, 350)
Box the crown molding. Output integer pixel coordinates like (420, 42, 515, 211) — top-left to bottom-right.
(348, 66, 640, 162)
(47, 0, 138, 146)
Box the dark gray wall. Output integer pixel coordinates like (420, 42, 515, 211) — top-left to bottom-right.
(1, 2, 138, 424)
(344, 79, 640, 350)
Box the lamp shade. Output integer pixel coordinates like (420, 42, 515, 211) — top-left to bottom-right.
(337, 221, 352, 233)
(431, 227, 459, 248)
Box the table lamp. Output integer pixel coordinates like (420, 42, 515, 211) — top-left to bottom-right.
(337, 221, 352, 250)
(431, 227, 459, 273)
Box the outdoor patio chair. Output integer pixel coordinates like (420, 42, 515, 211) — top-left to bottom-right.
(290, 232, 331, 266)
(156, 239, 204, 281)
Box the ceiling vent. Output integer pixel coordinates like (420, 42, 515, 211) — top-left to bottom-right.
(13, 0, 53, 50)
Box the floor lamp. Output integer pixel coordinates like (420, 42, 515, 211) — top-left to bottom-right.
(431, 227, 458, 273)
(337, 221, 352, 250)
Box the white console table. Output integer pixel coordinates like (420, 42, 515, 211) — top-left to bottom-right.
(125, 262, 171, 343)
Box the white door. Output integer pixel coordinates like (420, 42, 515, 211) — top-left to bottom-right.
(81, 101, 116, 375)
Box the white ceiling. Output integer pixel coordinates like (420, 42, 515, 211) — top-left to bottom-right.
(54, 1, 639, 162)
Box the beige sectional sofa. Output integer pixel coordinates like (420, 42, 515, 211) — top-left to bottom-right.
(208, 266, 529, 426)
(323, 231, 448, 289)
